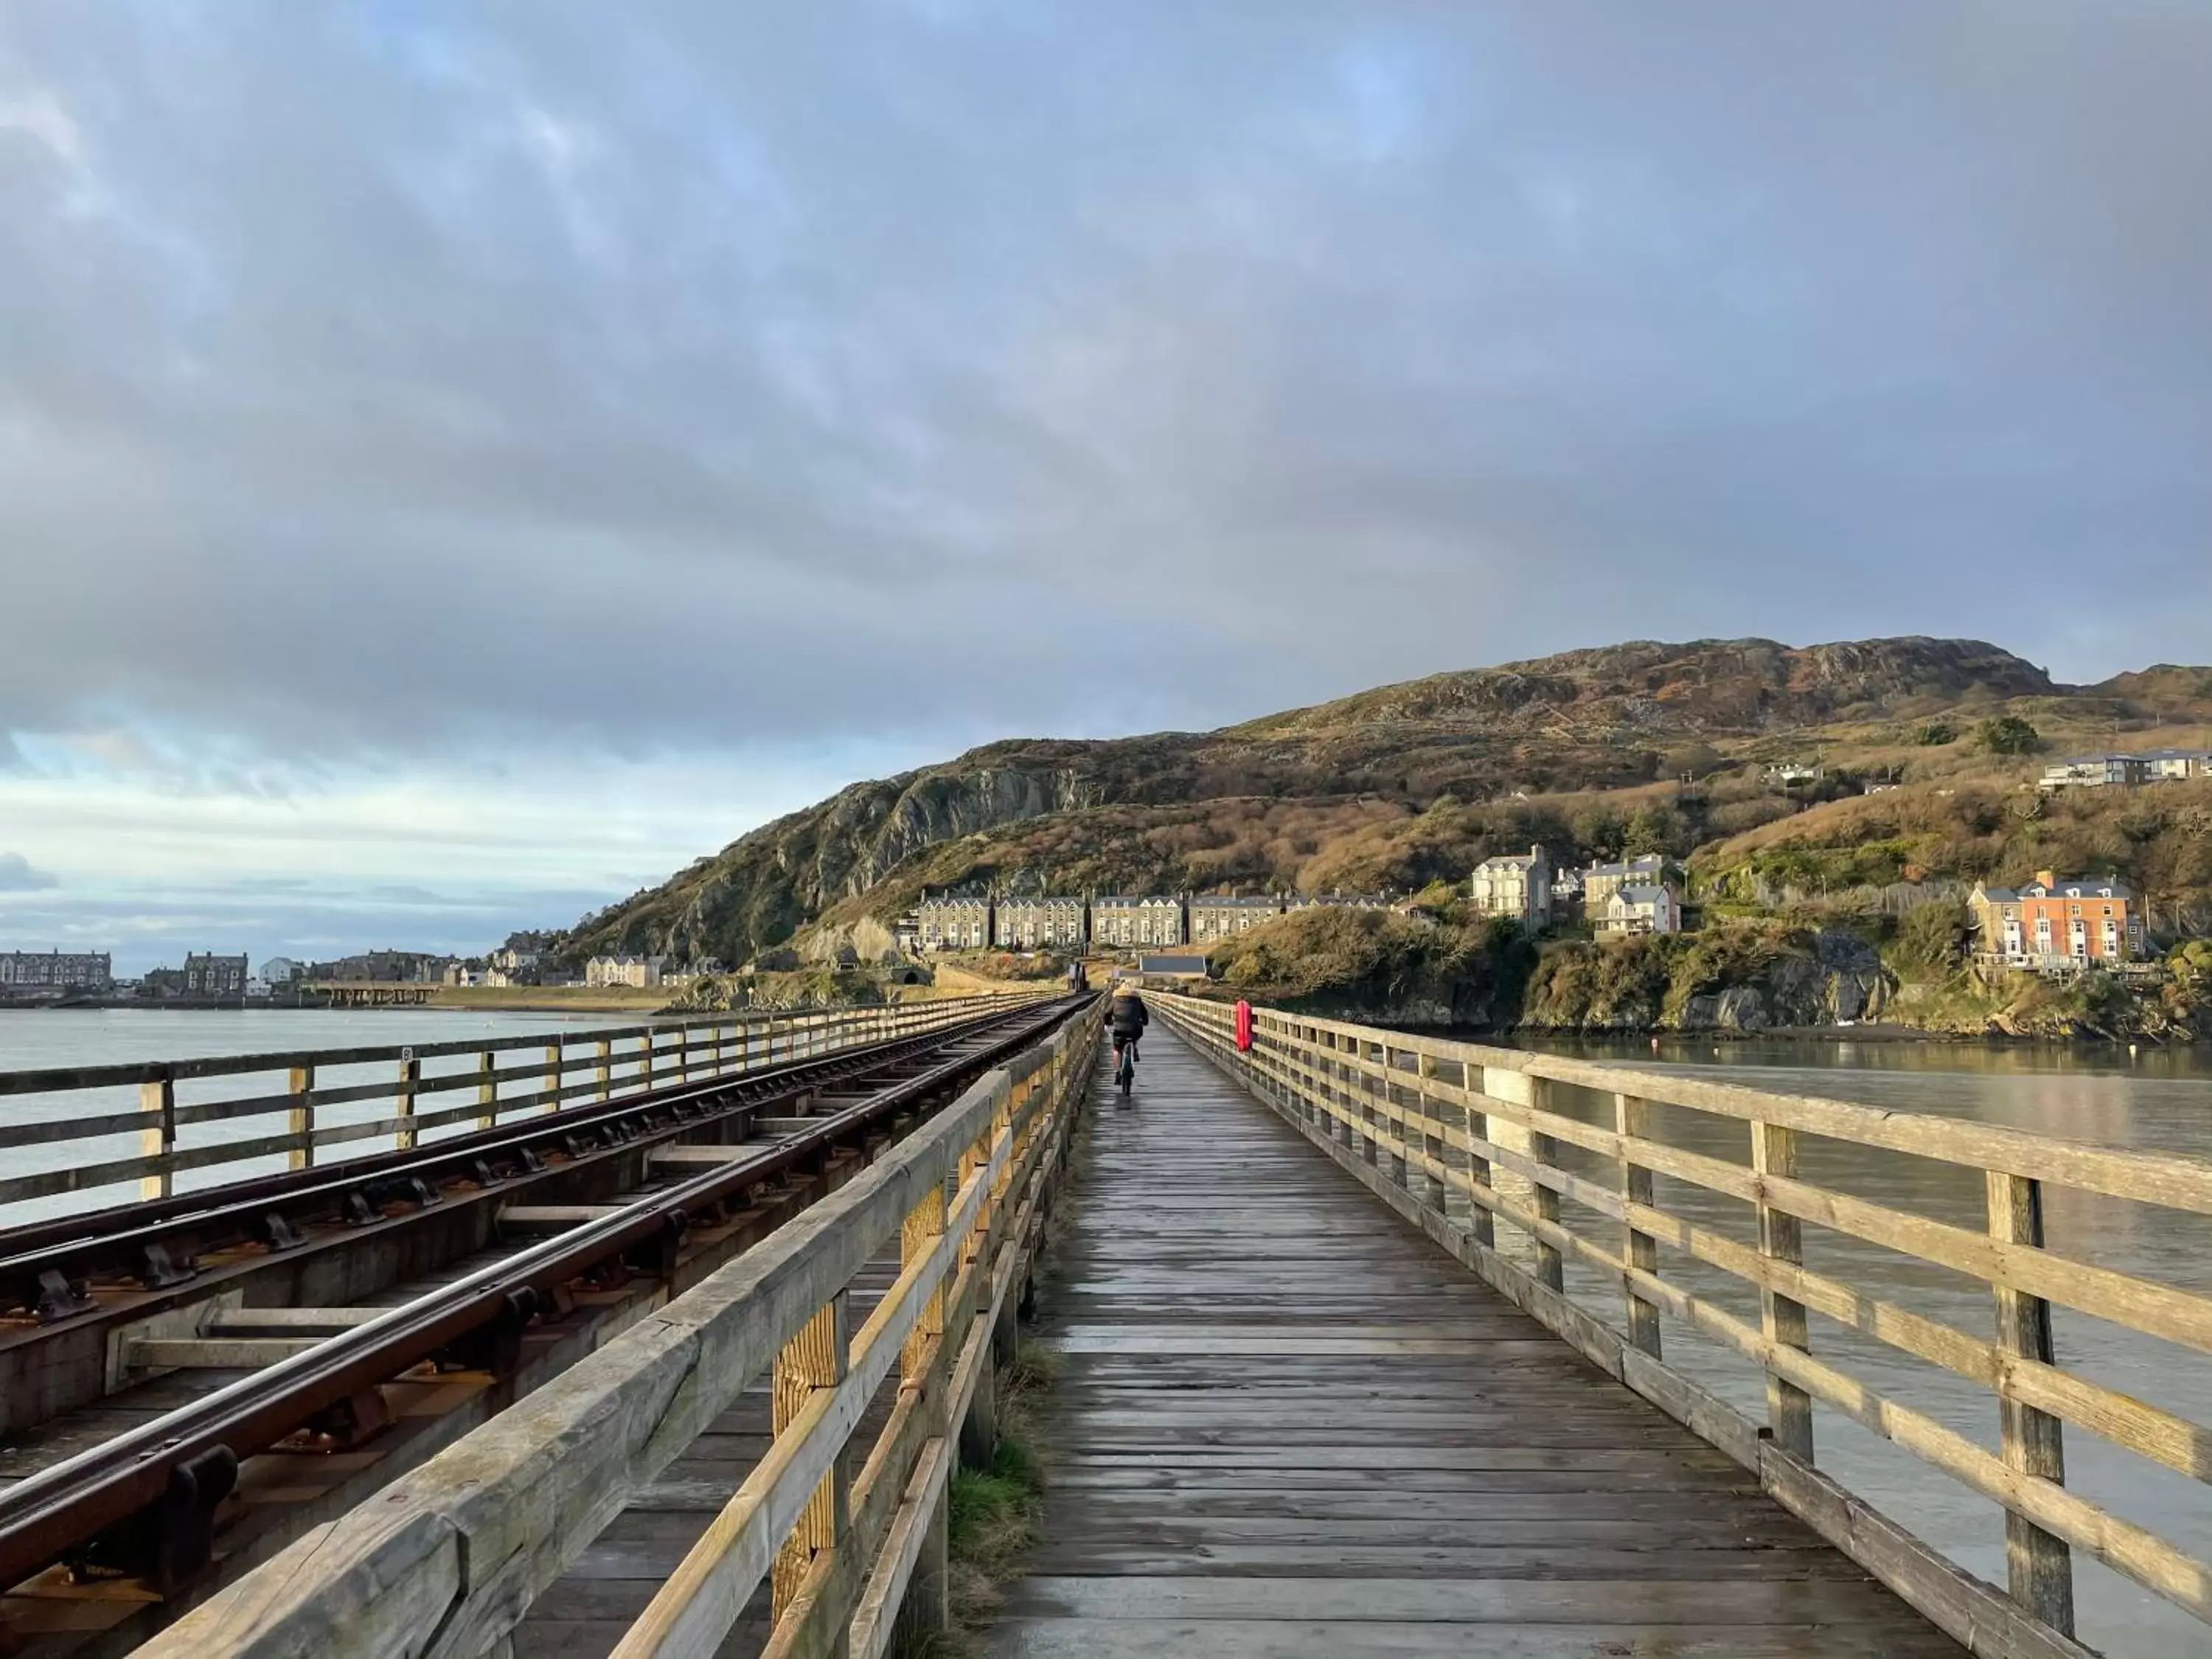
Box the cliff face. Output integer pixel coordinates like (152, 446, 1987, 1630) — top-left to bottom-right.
(573, 758, 1107, 964)
(561, 636, 2202, 968)
(1520, 928, 1893, 1034)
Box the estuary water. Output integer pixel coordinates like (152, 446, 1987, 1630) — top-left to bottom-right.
(1502, 1034, 2212, 1658)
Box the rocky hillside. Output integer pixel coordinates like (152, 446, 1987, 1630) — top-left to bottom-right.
(562, 636, 2212, 967)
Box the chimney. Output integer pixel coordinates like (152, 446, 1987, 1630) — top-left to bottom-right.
(2036, 870, 2057, 891)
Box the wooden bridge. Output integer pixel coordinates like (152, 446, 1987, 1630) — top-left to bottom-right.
(990, 1026, 1965, 1656)
(5, 990, 2211, 1658)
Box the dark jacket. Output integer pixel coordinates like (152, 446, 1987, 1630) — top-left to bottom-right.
(1107, 992, 1150, 1039)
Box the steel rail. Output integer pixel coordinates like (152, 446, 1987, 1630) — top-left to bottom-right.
(0, 1006, 1018, 1319)
(0, 995, 1080, 1597)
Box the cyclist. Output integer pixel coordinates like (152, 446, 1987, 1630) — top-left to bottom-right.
(1107, 981, 1149, 1094)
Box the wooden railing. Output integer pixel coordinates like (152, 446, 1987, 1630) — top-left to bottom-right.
(1155, 991, 2212, 1659)
(144, 997, 1101, 1659)
(0, 995, 1035, 1219)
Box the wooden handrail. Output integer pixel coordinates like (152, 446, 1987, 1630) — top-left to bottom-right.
(141, 998, 1100, 1659)
(0, 995, 1046, 1217)
(1151, 990, 2211, 1658)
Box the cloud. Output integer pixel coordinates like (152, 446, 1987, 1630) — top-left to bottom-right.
(0, 1, 2203, 779)
(0, 852, 59, 891)
(0, 3, 2206, 958)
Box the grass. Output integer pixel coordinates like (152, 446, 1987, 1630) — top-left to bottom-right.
(894, 1102, 1086, 1658)
(892, 1346, 1062, 1658)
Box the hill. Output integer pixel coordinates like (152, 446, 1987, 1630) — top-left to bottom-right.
(560, 636, 2212, 969)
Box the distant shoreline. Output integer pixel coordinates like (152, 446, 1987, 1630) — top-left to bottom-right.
(1, 988, 678, 1016)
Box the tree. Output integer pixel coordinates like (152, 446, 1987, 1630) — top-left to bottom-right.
(1623, 805, 1680, 858)
(1895, 900, 1970, 974)
(1912, 721, 1956, 746)
(1975, 715, 2042, 757)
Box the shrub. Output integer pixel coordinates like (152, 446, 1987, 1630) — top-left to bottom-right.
(1893, 900, 1970, 975)
(1975, 715, 2042, 756)
(1913, 721, 1958, 746)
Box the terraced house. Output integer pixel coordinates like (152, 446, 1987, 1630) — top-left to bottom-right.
(1972, 871, 2146, 966)
(182, 953, 249, 996)
(992, 895, 1086, 950)
(914, 894, 992, 951)
(0, 950, 112, 994)
(1188, 893, 1283, 943)
(1092, 894, 1186, 948)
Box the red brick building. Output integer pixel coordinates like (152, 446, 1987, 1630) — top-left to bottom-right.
(2015, 871, 2145, 964)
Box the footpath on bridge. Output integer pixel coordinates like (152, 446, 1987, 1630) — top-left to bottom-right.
(990, 1021, 1967, 1658)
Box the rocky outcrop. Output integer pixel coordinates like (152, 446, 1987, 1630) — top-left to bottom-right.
(1672, 933, 1892, 1031)
(567, 759, 1106, 966)
(1519, 928, 1898, 1034)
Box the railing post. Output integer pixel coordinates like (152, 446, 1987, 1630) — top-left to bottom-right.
(989, 1079, 1020, 1364)
(677, 1025, 690, 1085)
(1614, 1092, 1661, 1357)
(543, 1042, 562, 1113)
(596, 1037, 613, 1103)
(1380, 1046, 1407, 1186)
(1525, 1078, 1565, 1291)
(1987, 1170, 2076, 1635)
(1463, 1067, 1496, 1251)
(477, 1049, 497, 1130)
(638, 1032, 655, 1094)
(288, 1062, 316, 1171)
(1484, 1068, 1557, 1285)
(1301, 1024, 1322, 1132)
(900, 1181, 951, 1639)
(397, 1051, 420, 1150)
(959, 1103, 1000, 1467)
(771, 1293, 852, 1621)
(1358, 1039, 1380, 1165)
(1416, 1051, 1449, 1214)
(1751, 1119, 1814, 1461)
(139, 1068, 175, 1200)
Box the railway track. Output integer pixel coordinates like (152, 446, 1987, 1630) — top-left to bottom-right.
(0, 995, 1082, 1657)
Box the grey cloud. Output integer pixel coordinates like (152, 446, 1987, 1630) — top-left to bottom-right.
(0, 0, 2207, 771)
(0, 852, 59, 891)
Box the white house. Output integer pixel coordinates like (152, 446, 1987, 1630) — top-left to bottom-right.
(1598, 885, 1679, 937)
(1470, 846, 1552, 927)
(585, 954, 667, 989)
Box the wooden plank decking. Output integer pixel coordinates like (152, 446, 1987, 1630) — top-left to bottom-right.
(989, 1023, 1969, 1658)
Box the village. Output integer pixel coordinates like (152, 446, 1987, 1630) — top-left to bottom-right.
(904, 846, 1688, 967)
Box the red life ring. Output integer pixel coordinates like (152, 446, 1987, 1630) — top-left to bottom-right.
(1234, 1000, 1254, 1052)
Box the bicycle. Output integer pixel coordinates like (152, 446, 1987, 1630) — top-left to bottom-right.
(1113, 1036, 1138, 1096)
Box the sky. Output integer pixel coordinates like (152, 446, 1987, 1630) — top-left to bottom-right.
(2, 2, 2209, 972)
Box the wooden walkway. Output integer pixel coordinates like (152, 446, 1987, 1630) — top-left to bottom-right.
(990, 1023, 1969, 1658)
